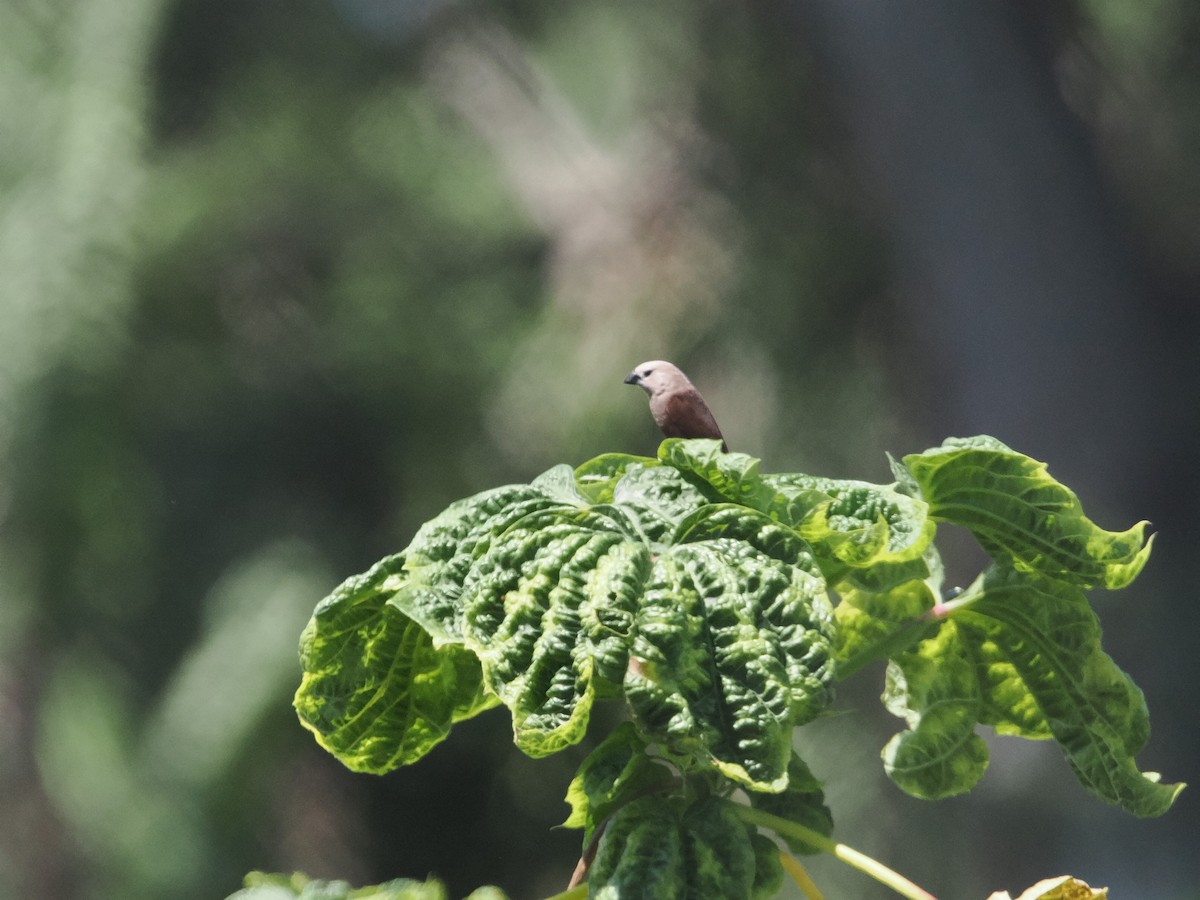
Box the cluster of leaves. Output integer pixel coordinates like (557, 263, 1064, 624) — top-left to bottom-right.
(230, 871, 506, 900)
(290, 436, 1181, 897)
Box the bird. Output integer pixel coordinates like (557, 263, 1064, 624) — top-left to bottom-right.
(624, 360, 727, 451)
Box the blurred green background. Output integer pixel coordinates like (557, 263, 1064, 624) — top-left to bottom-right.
(1, 1, 1197, 898)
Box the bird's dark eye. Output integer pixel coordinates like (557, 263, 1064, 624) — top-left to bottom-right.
(641, 368, 654, 377)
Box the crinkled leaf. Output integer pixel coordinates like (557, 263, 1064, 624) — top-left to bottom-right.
(962, 606, 1053, 741)
(230, 872, 464, 899)
(680, 796, 758, 899)
(562, 722, 675, 847)
(462, 508, 645, 757)
(879, 566, 1182, 815)
(749, 833, 785, 900)
(394, 483, 567, 642)
(660, 439, 936, 571)
(748, 753, 833, 855)
(658, 438, 779, 510)
(624, 537, 835, 792)
(530, 463, 591, 505)
(294, 556, 499, 773)
(673, 504, 822, 580)
(958, 567, 1184, 817)
(300, 451, 835, 773)
(612, 463, 710, 542)
(882, 621, 990, 798)
(986, 875, 1108, 900)
(887, 450, 921, 496)
(834, 542, 943, 596)
(589, 796, 759, 900)
(903, 436, 1152, 589)
(834, 573, 937, 670)
(573, 452, 658, 504)
(588, 795, 685, 899)
(784, 477, 935, 569)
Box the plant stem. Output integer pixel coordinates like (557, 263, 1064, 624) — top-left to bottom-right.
(732, 805, 937, 900)
(778, 852, 825, 900)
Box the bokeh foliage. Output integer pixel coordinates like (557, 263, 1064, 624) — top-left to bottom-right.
(1, 1, 1197, 898)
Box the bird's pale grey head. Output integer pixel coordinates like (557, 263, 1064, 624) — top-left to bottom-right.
(623, 360, 693, 398)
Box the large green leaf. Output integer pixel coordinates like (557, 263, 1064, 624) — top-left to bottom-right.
(296, 445, 836, 778)
(293, 555, 499, 773)
(879, 566, 1183, 815)
(461, 507, 645, 756)
(624, 533, 834, 792)
(657, 438, 780, 511)
(573, 452, 659, 504)
(957, 567, 1184, 817)
(902, 436, 1152, 589)
(777, 475, 935, 569)
(393, 483, 569, 642)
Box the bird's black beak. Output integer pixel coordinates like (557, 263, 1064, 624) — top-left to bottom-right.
(623, 371, 640, 385)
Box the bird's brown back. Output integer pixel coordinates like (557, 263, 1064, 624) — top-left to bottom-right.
(653, 389, 727, 451)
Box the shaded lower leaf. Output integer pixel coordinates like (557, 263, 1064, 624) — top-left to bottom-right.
(562, 722, 675, 847)
(749, 833, 785, 900)
(589, 796, 685, 900)
(589, 795, 761, 900)
(748, 753, 833, 855)
(681, 796, 758, 899)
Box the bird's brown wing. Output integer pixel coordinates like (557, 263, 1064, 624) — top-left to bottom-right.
(656, 389, 728, 451)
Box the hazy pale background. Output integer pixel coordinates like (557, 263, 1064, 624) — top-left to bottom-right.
(1, 1, 1197, 898)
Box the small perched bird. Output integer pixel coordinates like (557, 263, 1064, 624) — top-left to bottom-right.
(624, 360, 727, 451)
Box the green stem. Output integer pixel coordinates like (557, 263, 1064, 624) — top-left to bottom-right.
(732, 805, 937, 900)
